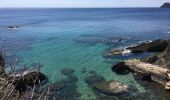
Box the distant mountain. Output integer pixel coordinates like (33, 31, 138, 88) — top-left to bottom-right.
(161, 3, 170, 8)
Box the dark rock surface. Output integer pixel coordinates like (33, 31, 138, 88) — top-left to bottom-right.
(93, 81, 129, 96)
(161, 3, 170, 8)
(0, 54, 6, 77)
(112, 62, 130, 75)
(104, 39, 168, 58)
(127, 39, 168, 53)
(47, 75, 80, 100)
(23, 71, 47, 86)
(84, 74, 105, 85)
(12, 70, 47, 92)
(142, 40, 170, 69)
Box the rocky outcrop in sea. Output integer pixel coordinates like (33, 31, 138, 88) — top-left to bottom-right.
(161, 3, 170, 8)
(112, 39, 170, 91)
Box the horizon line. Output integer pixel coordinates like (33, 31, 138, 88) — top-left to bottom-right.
(0, 7, 161, 9)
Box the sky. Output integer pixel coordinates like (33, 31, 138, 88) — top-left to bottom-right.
(0, 0, 170, 8)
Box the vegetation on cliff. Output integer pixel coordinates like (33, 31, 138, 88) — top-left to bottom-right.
(0, 53, 47, 100)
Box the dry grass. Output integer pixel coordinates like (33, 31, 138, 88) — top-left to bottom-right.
(0, 52, 48, 100)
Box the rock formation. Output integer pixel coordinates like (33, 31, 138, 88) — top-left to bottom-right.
(112, 59, 170, 90)
(7, 25, 19, 29)
(161, 3, 170, 8)
(84, 74, 105, 85)
(104, 39, 168, 57)
(142, 40, 170, 69)
(112, 39, 170, 91)
(127, 39, 168, 53)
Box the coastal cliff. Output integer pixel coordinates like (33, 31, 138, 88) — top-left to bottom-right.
(161, 3, 170, 8)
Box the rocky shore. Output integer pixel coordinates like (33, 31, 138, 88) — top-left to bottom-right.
(112, 39, 170, 91)
(104, 39, 168, 58)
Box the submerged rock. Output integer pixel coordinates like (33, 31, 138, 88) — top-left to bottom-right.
(48, 75, 80, 100)
(103, 36, 122, 45)
(73, 34, 127, 46)
(80, 68, 87, 74)
(93, 81, 129, 96)
(49, 75, 78, 92)
(88, 70, 97, 75)
(84, 74, 105, 85)
(61, 68, 75, 76)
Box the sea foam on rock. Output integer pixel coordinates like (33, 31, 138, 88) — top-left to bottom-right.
(105, 39, 168, 57)
(127, 39, 168, 53)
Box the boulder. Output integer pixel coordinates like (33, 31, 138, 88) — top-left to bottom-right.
(84, 75, 105, 85)
(112, 62, 130, 75)
(93, 81, 129, 96)
(47, 75, 80, 100)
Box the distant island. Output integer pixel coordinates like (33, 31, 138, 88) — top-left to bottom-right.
(161, 3, 170, 8)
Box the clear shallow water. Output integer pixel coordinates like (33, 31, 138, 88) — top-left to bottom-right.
(1, 8, 170, 100)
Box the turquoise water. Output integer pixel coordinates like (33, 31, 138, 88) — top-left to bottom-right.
(1, 8, 170, 99)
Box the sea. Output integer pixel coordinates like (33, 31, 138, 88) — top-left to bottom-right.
(0, 8, 170, 100)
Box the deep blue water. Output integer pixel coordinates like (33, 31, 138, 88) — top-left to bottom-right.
(0, 8, 170, 100)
